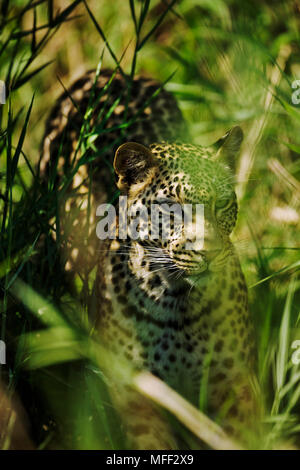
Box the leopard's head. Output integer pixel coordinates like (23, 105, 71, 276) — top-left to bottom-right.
(113, 127, 243, 280)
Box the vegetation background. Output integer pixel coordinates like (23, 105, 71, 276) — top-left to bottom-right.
(0, 0, 300, 450)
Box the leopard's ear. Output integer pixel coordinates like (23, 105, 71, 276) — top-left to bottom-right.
(114, 142, 158, 190)
(212, 126, 243, 171)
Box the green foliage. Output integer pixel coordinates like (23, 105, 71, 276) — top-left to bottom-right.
(0, 0, 300, 450)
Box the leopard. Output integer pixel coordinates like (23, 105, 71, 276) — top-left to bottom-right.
(39, 69, 186, 278)
(40, 69, 259, 449)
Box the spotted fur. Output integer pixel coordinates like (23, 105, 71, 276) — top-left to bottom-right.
(40, 70, 186, 274)
(41, 70, 258, 449)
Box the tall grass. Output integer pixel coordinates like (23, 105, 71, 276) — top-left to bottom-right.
(0, 0, 299, 449)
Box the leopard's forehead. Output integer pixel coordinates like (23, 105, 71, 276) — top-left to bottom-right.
(150, 142, 234, 201)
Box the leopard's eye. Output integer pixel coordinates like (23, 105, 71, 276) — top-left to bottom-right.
(155, 198, 176, 205)
(154, 199, 179, 210)
(215, 196, 234, 211)
(154, 200, 182, 220)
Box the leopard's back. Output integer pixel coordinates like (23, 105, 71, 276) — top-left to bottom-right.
(40, 70, 188, 274)
(96, 132, 258, 447)
(40, 69, 187, 185)
(40, 70, 258, 448)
